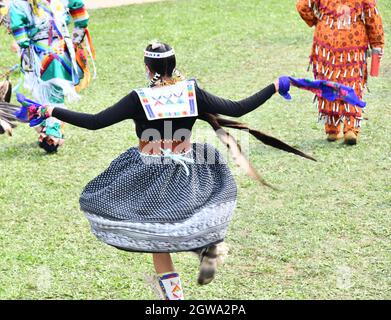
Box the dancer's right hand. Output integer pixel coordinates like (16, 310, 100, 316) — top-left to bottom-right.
(28, 106, 51, 127)
(37, 106, 53, 120)
(44, 107, 54, 118)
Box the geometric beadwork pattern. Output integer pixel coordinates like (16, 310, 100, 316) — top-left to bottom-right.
(135, 80, 198, 120)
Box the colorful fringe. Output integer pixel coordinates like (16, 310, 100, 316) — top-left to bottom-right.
(74, 29, 96, 92)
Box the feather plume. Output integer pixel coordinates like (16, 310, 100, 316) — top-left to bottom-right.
(0, 79, 12, 103)
(0, 102, 20, 136)
(210, 116, 317, 162)
(200, 113, 278, 190)
(200, 113, 317, 189)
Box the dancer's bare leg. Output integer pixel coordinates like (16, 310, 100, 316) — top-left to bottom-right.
(152, 253, 184, 300)
(153, 253, 175, 274)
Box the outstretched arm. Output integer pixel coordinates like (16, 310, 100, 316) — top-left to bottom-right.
(197, 81, 278, 117)
(49, 92, 139, 130)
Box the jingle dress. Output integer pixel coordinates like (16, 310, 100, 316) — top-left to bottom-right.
(51, 80, 277, 253)
(296, 0, 385, 135)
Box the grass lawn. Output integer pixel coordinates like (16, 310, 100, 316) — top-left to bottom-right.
(0, 0, 390, 300)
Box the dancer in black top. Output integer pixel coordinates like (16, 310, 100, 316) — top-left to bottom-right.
(52, 81, 276, 134)
(29, 42, 314, 300)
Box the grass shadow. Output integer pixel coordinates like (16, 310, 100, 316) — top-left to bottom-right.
(0, 141, 51, 160)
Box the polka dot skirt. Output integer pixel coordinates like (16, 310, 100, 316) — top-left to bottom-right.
(80, 143, 238, 253)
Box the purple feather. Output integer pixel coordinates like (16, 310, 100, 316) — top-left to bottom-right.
(288, 77, 366, 108)
(14, 106, 29, 122)
(29, 117, 45, 127)
(278, 76, 292, 100)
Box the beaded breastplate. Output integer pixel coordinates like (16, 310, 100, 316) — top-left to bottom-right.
(135, 80, 198, 121)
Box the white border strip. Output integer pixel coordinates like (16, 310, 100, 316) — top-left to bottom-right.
(144, 49, 175, 59)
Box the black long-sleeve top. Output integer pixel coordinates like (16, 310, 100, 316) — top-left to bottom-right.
(53, 83, 276, 140)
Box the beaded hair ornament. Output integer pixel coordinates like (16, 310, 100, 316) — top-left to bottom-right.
(145, 42, 182, 88)
(144, 42, 175, 59)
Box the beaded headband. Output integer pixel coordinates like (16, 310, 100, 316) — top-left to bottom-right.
(144, 49, 175, 59)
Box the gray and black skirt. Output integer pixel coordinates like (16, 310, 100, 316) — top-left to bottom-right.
(80, 143, 237, 253)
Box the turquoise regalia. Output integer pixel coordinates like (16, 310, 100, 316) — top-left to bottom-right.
(9, 0, 90, 144)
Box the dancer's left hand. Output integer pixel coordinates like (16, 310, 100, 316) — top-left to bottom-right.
(274, 79, 279, 92)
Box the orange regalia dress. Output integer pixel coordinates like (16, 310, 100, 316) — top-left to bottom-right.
(296, 0, 385, 136)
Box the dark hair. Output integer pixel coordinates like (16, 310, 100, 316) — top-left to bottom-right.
(39, 139, 59, 154)
(144, 42, 176, 79)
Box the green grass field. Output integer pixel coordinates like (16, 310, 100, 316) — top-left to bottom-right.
(0, 0, 390, 300)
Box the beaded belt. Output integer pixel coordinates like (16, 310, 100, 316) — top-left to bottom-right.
(139, 139, 191, 156)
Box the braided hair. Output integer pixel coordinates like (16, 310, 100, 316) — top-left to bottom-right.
(144, 42, 176, 87)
